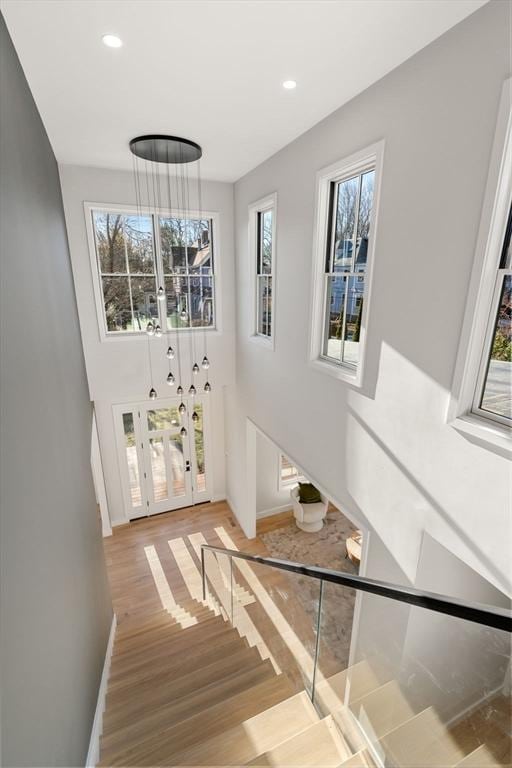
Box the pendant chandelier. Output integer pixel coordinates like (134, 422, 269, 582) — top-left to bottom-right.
(129, 135, 212, 410)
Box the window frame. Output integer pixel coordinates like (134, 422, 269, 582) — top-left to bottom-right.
(448, 78, 511, 454)
(309, 141, 385, 386)
(472, 208, 511, 427)
(248, 193, 277, 349)
(84, 202, 221, 342)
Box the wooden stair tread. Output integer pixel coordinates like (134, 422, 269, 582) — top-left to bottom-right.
(106, 635, 246, 702)
(99, 674, 294, 766)
(349, 679, 415, 739)
(247, 715, 351, 766)
(168, 691, 319, 766)
(115, 609, 173, 638)
(109, 615, 232, 670)
(101, 658, 276, 760)
(107, 631, 246, 694)
(107, 626, 241, 685)
(379, 706, 466, 767)
(103, 644, 263, 733)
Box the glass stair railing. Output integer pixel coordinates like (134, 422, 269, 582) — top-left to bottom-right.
(201, 543, 512, 768)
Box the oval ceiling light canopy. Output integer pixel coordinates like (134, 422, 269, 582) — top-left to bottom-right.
(129, 135, 202, 164)
(102, 34, 123, 48)
(282, 80, 297, 90)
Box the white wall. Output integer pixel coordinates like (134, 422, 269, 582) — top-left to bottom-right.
(228, 1, 512, 596)
(256, 431, 293, 516)
(59, 165, 236, 526)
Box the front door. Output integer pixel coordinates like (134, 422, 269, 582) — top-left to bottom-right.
(114, 396, 211, 520)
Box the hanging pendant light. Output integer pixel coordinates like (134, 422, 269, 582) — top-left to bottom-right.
(180, 426, 187, 437)
(178, 402, 186, 415)
(204, 381, 211, 392)
(188, 384, 196, 396)
(129, 135, 212, 407)
(149, 387, 157, 400)
(192, 410, 199, 423)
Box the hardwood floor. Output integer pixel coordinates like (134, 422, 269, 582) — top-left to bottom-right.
(105, 501, 276, 625)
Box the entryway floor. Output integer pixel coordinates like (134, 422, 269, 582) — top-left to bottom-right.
(103, 500, 355, 692)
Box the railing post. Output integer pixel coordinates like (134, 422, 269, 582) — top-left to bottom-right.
(311, 579, 324, 705)
(201, 545, 206, 602)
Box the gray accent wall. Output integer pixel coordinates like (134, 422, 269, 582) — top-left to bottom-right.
(0, 15, 112, 767)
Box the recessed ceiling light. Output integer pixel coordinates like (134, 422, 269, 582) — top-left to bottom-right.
(282, 80, 297, 90)
(102, 34, 123, 48)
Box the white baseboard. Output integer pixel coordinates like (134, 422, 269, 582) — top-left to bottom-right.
(86, 613, 117, 767)
(257, 504, 293, 520)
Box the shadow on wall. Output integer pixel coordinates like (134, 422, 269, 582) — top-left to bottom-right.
(347, 405, 509, 595)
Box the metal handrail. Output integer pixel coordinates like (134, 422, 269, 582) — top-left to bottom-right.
(201, 544, 512, 632)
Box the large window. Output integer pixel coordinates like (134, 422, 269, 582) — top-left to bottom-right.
(474, 204, 511, 425)
(310, 143, 383, 384)
(90, 208, 216, 337)
(248, 193, 276, 346)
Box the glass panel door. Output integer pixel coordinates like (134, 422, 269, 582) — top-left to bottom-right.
(114, 396, 211, 520)
(142, 401, 193, 515)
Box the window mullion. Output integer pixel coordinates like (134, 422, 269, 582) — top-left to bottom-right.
(351, 176, 362, 272)
(121, 219, 136, 329)
(153, 214, 165, 329)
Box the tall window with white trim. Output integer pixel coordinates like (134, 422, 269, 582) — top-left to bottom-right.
(310, 142, 383, 384)
(323, 167, 375, 368)
(474, 204, 511, 424)
(256, 207, 274, 338)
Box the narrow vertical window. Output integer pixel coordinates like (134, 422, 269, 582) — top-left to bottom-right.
(257, 208, 273, 337)
(311, 143, 383, 385)
(249, 193, 276, 346)
(323, 168, 375, 368)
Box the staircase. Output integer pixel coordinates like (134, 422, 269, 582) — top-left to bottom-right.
(98, 594, 511, 767)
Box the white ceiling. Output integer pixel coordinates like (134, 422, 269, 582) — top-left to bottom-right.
(2, 0, 486, 181)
